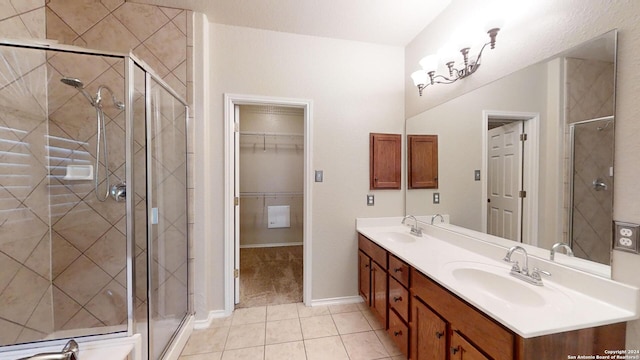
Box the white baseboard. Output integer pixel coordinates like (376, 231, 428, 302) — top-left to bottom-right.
(240, 242, 303, 249)
(310, 295, 364, 307)
(193, 310, 231, 330)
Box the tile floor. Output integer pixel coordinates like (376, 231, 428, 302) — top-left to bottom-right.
(179, 302, 407, 360)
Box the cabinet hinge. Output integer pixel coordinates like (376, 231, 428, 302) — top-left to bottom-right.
(234, 269, 239, 278)
(519, 190, 527, 198)
(234, 197, 239, 206)
(520, 133, 528, 141)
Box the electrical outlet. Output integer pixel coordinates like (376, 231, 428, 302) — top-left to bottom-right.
(614, 222, 640, 253)
(433, 192, 440, 204)
(367, 194, 375, 206)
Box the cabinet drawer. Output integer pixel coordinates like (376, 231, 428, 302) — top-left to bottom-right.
(411, 268, 514, 360)
(358, 233, 387, 268)
(388, 254, 409, 287)
(388, 308, 409, 357)
(388, 276, 408, 322)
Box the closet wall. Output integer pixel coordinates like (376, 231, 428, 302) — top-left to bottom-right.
(239, 105, 304, 247)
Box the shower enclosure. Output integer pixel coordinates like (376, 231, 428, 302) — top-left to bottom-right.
(569, 116, 614, 265)
(0, 39, 190, 360)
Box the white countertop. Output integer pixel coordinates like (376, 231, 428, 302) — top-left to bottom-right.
(356, 217, 639, 338)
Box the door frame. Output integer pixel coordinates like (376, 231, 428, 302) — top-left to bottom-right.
(224, 94, 313, 314)
(481, 110, 540, 245)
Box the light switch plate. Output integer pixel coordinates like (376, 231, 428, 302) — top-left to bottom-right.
(474, 170, 481, 181)
(315, 170, 323, 182)
(614, 222, 640, 253)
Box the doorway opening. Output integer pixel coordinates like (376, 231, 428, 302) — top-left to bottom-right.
(224, 94, 313, 314)
(482, 111, 540, 245)
(237, 105, 304, 308)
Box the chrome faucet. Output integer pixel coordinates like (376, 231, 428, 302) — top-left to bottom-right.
(18, 340, 79, 360)
(503, 246, 551, 286)
(550, 242, 574, 261)
(430, 213, 444, 225)
(401, 215, 422, 236)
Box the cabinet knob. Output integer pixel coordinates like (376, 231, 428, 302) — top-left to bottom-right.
(393, 296, 402, 302)
(394, 267, 402, 273)
(394, 330, 402, 337)
(364, 264, 369, 268)
(435, 331, 444, 339)
(451, 347, 459, 355)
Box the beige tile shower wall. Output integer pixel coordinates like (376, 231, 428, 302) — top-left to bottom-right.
(43, 0, 194, 331)
(239, 106, 304, 247)
(0, 0, 45, 39)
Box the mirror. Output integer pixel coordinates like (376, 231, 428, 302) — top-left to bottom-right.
(405, 30, 616, 277)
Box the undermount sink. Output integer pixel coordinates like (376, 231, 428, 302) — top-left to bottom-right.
(377, 232, 417, 243)
(440, 261, 573, 311)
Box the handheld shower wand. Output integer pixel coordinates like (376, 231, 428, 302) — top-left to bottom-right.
(60, 77, 125, 202)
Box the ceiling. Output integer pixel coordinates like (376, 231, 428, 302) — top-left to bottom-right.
(129, 0, 452, 46)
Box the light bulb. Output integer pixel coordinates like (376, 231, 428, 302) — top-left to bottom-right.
(419, 55, 439, 73)
(411, 70, 428, 86)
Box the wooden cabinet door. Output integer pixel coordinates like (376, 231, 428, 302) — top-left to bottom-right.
(410, 297, 447, 360)
(450, 331, 490, 360)
(371, 261, 387, 327)
(408, 135, 438, 189)
(370, 133, 401, 189)
(358, 251, 371, 305)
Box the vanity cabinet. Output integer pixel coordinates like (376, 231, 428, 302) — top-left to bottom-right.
(411, 268, 513, 360)
(357, 231, 627, 360)
(358, 234, 387, 326)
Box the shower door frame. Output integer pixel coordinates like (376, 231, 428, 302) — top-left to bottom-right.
(0, 39, 192, 357)
(142, 64, 192, 360)
(568, 115, 615, 250)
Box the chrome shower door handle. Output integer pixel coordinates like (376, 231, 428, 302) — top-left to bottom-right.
(110, 182, 126, 202)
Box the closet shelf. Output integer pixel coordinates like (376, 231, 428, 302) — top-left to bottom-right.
(239, 131, 303, 137)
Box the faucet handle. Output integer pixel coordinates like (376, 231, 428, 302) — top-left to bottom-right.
(531, 267, 551, 280)
(505, 260, 520, 273)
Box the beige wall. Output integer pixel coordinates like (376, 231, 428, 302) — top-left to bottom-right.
(203, 23, 405, 310)
(405, 0, 640, 348)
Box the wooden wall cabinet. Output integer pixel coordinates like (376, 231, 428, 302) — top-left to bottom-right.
(357, 232, 627, 360)
(370, 133, 401, 189)
(408, 135, 438, 189)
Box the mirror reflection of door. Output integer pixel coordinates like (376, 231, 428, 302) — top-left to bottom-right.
(487, 120, 525, 241)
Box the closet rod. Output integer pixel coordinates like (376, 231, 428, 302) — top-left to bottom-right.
(239, 131, 303, 137)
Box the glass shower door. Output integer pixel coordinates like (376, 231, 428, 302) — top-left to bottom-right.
(146, 76, 189, 360)
(569, 116, 614, 265)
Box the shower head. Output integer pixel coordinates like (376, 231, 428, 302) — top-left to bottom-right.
(60, 77, 84, 89)
(60, 76, 96, 106)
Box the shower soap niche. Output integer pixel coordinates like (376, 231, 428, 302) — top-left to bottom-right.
(63, 164, 94, 180)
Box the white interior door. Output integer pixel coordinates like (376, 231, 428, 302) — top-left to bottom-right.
(487, 122, 523, 241)
(234, 105, 241, 304)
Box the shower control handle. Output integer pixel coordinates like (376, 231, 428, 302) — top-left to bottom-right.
(110, 183, 126, 202)
(593, 178, 608, 191)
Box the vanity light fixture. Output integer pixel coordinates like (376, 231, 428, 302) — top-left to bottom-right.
(411, 26, 501, 96)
